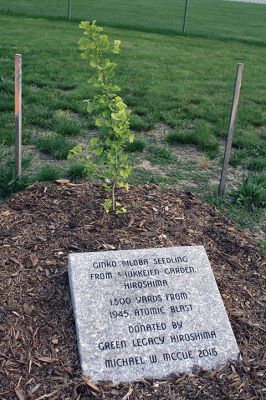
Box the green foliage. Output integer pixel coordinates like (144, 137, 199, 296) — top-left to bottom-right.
(232, 174, 266, 210)
(52, 111, 83, 136)
(35, 165, 60, 182)
(147, 145, 176, 165)
(0, 128, 15, 146)
(22, 129, 33, 145)
(130, 114, 153, 131)
(56, 82, 77, 91)
(132, 106, 148, 117)
(25, 105, 53, 129)
(0, 93, 13, 112)
(69, 21, 133, 214)
(202, 188, 265, 233)
(67, 163, 87, 182)
(0, 145, 30, 199)
(229, 144, 266, 171)
(125, 139, 145, 153)
(247, 157, 266, 172)
(229, 148, 248, 167)
(233, 130, 260, 149)
(36, 134, 75, 160)
(166, 124, 218, 154)
(0, 128, 32, 146)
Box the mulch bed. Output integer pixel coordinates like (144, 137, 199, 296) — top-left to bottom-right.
(0, 182, 265, 400)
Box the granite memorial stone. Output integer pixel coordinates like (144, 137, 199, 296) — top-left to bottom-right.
(68, 246, 240, 383)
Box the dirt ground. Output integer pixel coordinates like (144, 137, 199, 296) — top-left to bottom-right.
(0, 182, 265, 400)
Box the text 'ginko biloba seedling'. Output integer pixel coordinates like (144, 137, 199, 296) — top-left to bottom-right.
(69, 21, 134, 214)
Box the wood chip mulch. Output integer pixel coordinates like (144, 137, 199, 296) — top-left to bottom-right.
(0, 182, 265, 400)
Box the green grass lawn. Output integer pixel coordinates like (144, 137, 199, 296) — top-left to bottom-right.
(0, 14, 265, 238)
(0, 0, 266, 43)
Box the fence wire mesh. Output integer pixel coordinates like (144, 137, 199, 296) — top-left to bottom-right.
(0, 0, 265, 43)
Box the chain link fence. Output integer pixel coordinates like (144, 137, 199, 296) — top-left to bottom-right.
(0, 0, 266, 43)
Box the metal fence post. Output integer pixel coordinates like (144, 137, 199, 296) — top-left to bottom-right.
(219, 63, 244, 198)
(15, 54, 22, 178)
(182, 0, 189, 33)
(67, 0, 72, 20)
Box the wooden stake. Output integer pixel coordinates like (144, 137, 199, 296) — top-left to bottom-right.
(15, 54, 22, 177)
(182, 0, 189, 33)
(219, 63, 244, 198)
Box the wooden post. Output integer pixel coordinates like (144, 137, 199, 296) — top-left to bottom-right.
(182, 0, 189, 33)
(67, 0, 72, 20)
(219, 63, 244, 198)
(15, 54, 22, 177)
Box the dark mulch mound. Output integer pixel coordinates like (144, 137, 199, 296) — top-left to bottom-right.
(0, 182, 265, 400)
